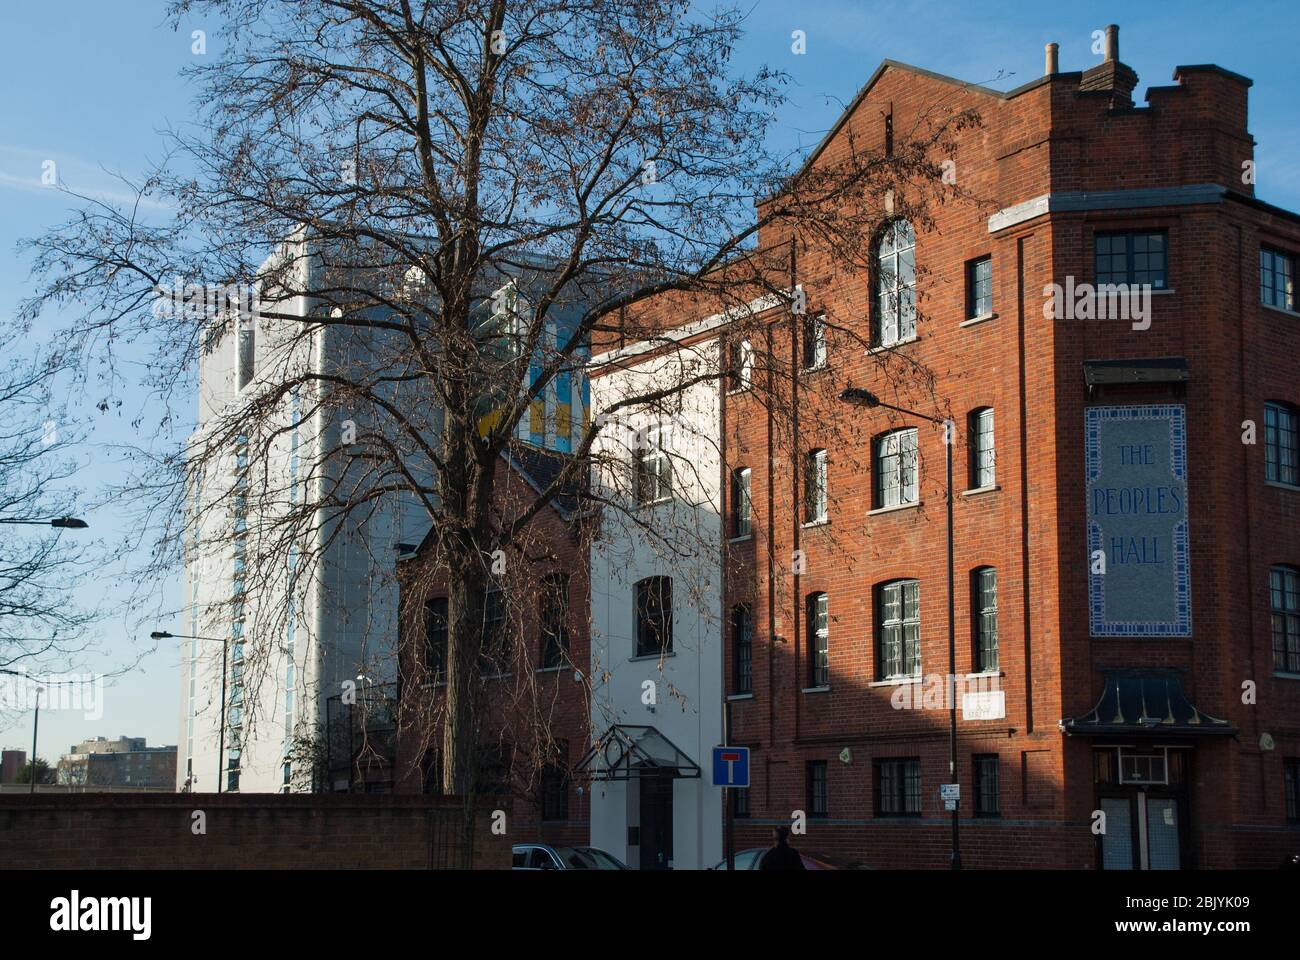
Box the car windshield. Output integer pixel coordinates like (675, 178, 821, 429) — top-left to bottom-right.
(576, 848, 626, 869)
(554, 846, 623, 869)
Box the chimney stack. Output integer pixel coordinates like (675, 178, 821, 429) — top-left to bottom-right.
(1045, 42, 1059, 76)
(1079, 23, 1138, 107)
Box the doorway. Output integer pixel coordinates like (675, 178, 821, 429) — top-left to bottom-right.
(1095, 746, 1189, 870)
(638, 768, 676, 870)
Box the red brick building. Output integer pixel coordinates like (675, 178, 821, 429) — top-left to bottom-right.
(389, 447, 592, 850)
(615, 27, 1300, 868)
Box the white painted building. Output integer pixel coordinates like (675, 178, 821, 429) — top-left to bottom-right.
(585, 329, 731, 869)
(176, 231, 589, 793)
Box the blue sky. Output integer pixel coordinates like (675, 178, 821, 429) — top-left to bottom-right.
(2, 0, 1297, 766)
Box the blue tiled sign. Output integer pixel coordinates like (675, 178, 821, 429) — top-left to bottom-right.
(1086, 404, 1191, 637)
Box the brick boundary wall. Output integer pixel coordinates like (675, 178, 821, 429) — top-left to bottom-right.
(0, 794, 510, 870)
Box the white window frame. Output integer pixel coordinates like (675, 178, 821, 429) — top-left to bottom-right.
(875, 221, 916, 347)
(875, 428, 918, 508)
(970, 408, 995, 489)
(805, 449, 828, 523)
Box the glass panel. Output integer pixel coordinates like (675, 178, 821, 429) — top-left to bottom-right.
(1100, 797, 1134, 869)
(1145, 798, 1180, 870)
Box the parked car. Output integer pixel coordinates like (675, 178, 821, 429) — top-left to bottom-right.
(709, 847, 841, 870)
(512, 843, 629, 870)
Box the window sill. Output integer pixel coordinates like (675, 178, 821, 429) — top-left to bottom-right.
(802, 518, 830, 529)
(965, 671, 1004, 680)
(868, 501, 921, 516)
(801, 362, 830, 376)
(728, 533, 754, 544)
(1261, 303, 1298, 319)
(535, 666, 566, 675)
(867, 335, 919, 355)
(636, 497, 673, 510)
(726, 386, 751, 397)
(1149, 288, 1176, 296)
(1273, 672, 1300, 681)
(629, 651, 676, 663)
(961, 485, 1001, 498)
(802, 685, 831, 695)
(479, 672, 513, 680)
(959, 312, 998, 328)
(1264, 480, 1300, 493)
(727, 693, 755, 702)
(869, 676, 921, 688)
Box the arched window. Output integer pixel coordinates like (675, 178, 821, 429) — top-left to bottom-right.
(875, 220, 916, 346)
(732, 605, 753, 694)
(635, 576, 673, 657)
(969, 407, 995, 490)
(873, 428, 918, 508)
(971, 567, 998, 673)
(807, 592, 829, 687)
(876, 579, 920, 680)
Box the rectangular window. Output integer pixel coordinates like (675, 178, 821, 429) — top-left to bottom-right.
(973, 754, 1000, 817)
(1094, 231, 1167, 288)
(541, 763, 569, 821)
(1286, 758, 1300, 822)
(808, 593, 829, 688)
(807, 761, 828, 818)
(878, 580, 921, 679)
(874, 429, 918, 508)
(1272, 566, 1300, 674)
(426, 597, 448, 679)
(804, 449, 827, 523)
(237, 317, 256, 390)
(968, 256, 993, 319)
(802, 312, 827, 370)
(727, 339, 752, 392)
(481, 585, 506, 674)
(969, 408, 995, 489)
(731, 467, 752, 538)
(731, 786, 751, 819)
(875, 758, 921, 816)
(1261, 247, 1296, 311)
(732, 605, 753, 694)
(635, 431, 673, 505)
(973, 568, 999, 673)
(1265, 402, 1299, 487)
(635, 577, 673, 657)
(540, 574, 570, 669)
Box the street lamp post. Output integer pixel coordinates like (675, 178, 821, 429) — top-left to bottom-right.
(153, 631, 229, 793)
(840, 387, 961, 870)
(30, 685, 44, 795)
(0, 517, 89, 528)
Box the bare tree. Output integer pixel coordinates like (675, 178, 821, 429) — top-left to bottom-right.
(0, 341, 96, 692)
(19, 0, 979, 817)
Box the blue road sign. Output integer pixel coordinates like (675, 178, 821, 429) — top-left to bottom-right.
(712, 746, 750, 788)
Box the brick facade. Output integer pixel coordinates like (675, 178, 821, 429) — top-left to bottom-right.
(0, 793, 509, 869)
(606, 33, 1300, 868)
(391, 452, 592, 851)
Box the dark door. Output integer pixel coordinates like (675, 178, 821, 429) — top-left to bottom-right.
(1099, 791, 1187, 870)
(639, 770, 675, 870)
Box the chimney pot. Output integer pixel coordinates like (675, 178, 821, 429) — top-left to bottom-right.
(1104, 24, 1119, 62)
(1045, 42, 1059, 76)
